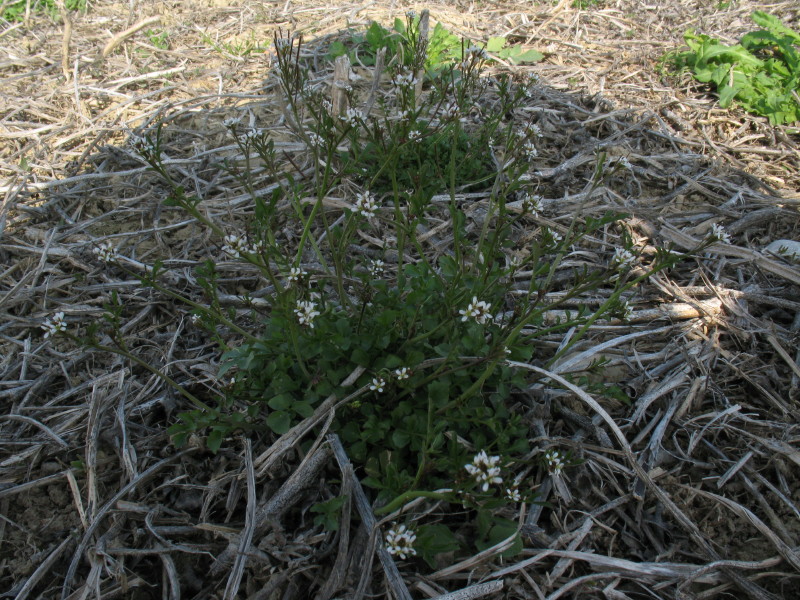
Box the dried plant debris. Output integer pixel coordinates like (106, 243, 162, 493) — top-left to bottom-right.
(1, 1, 799, 599)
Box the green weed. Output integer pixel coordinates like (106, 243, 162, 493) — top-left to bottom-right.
(328, 14, 542, 74)
(43, 13, 713, 568)
(1, 0, 84, 22)
(665, 11, 800, 125)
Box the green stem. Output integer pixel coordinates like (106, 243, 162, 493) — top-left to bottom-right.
(375, 490, 452, 516)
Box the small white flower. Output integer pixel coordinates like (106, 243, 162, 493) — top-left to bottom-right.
(619, 300, 633, 321)
(322, 99, 333, 113)
(190, 313, 201, 324)
(521, 193, 543, 215)
(242, 127, 260, 142)
(287, 266, 307, 285)
(544, 449, 565, 476)
(222, 234, 251, 258)
(523, 140, 538, 159)
(464, 46, 488, 61)
(506, 486, 521, 502)
(526, 123, 542, 139)
(129, 133, 154, 153)
(615, 156, 632, 171)
(549, 229, 563, 244)
(394, 69, 420, 89)
(369, 377, 385, 393)
(353, 191, 378, 218)
(612, 248, 636, 270)
(222, 116, 242, 128)
(41, 312, 67, 338)
(368, 259, 385, 277)
(393, 367, 410, 380)
(465, 450, 503, 492)
(709, 223, 731, 244)
(406, 10, 417, 19)
(294, 300, 320, 328)
(459, 296, 493, 325)
(340, 107, 362, 128)
(93, 241, 119, 263)
(385, 524, 417, 559)
(441, 102, 460, 119)
(274, 36, 294, 50)
(407, 130, 422, 142)
(306, 132, 325, 148)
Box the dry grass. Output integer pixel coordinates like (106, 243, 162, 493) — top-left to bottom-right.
(1, 1, 799, 599)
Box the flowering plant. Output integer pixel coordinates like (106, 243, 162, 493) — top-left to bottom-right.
(66, 14, 706, 567)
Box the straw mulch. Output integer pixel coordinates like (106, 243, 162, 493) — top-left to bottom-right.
(1, 1, 799, 598)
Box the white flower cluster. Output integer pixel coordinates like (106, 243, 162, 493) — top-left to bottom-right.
(522, 140, 538, 159)
(353, 191, 378, 218)
(458, 296, 492, 325)
(385, 524, 417, 559)
(544, 449, 565, 476)
(459, 296, 493, 324)
(394, 69, 420, 89)
(709, 223, 731, 244)
(222, 116, 242, 129)
(340, 107, 362, 128)
(222, 234, 258, 258)
(521, 193, 543, 216)
(287, 266, 307, 285)
(368, 259, 385, 277)
(129, 133, 154, 154)
(440, 101, 460, 119)
(619, 299, 633, 321)
(612, 248, 636, 270)
(242, 127, 261, 142)
(525, 123, 542, 139)
(93, 241, 119, 263)
(41, 312, 67, 338)
(614, 156, 633, 171)
(306, 132, 325, 148)
(465, 450, 503, 492)
(407, 130, 422, 143)
(395, 109, 413, 123)
(274, 36, 294, 50)
(463, 45, 488, 63)
(294, 300, 320, 328)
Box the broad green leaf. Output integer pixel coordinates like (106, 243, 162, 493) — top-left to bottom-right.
(266, 410, 292, 434)
(486, 37, 506, 53)
(416, 524, 460, 568)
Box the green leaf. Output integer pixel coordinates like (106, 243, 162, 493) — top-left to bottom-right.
(391, 430, 411, 448)
(751, 10, 800, 44)
(267, 393, 294, 411)
(311, 496, 347, 531)
(207, 428, 224, 453)
(416, 524, 460, 569)
(475, 515, 522, 557)
(328, 40, 347, 58)
(503, 47, 544, 64)
(486, 37, 506, 53)
(266, 410, 292, 434)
